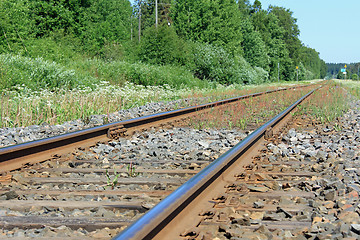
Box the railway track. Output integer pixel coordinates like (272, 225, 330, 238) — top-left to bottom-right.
(0, 83, 336, 239)
(114, 86, 322, 240)
(0, 83, 316, 172)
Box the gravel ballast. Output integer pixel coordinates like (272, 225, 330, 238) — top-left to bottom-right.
(0, 99, 198, 148)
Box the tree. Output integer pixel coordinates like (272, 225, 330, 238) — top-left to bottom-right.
(171, 0, 243, 54)
(298, 46, 326, 79)
(81, 0, 132, 55)
(251, 10, 291, 81)
(238, 0, 251, 16)
(138, 24, 187, 65)
(268, 6, 301, 60)
(0, 0, 34, 53)
(240, 18, 269, 70)
(251, 0, 262, 14)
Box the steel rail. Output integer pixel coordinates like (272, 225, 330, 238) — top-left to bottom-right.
(0, 84, 313, 172)
(113, 85, 321, 240)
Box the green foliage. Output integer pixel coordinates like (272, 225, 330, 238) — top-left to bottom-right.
(171, 0, 243, 53)
(337, 71, 345, 80)
(0, 54, 94, 90)
(72, 58, 206, 88)
(268, 6, 301, 60)
(240, 18, 269, 70)
(105, 169, 120, 189)
(297, 62, 314, 80)
(0, 0, 34, 52)
(251, 10, 292, 81)
(186, 42, 268, 85)
(298, 46, 325, 79)
(187, 42, 238, 84)
(24, 33, 85, 63)
(80, 0, 132, 56)
(138, 25, 187, 65)
(0, 0, 326, 90)
(351, 74, 359, 80)
(327, 63, 359, 80)
(28, 0, 76, 37)
(234, 55, 269, 84)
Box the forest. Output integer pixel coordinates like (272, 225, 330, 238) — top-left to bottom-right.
(0, 0, 328, 90)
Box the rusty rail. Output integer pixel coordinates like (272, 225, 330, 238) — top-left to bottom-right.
(113, 85, 321, 240)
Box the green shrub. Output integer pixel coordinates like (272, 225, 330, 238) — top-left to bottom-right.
(138, 25, 188, 65)
(298, 62, 314, 81)
(186, 42, 269, 85)
(0, 54, 95, 90)
(351, 74, 359, 80)
(75, 59, 207, 88)
(25, 33, 85, 64)
(187, 42, 238, 84)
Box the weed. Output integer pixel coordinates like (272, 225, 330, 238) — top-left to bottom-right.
(334, 122, 342, 131)
(105, 169, 120, 190)
(127, 162, 138, 177)
(189, 86, 312, 130)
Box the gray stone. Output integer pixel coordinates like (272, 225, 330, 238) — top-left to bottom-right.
(253, 201, 265, 209)
(247, 186, 269, 192)
(324, 190, 336, 201)
(351, 224, 360, 234)
(1, 190, 19, 200)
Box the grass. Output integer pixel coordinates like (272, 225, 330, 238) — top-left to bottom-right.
(189, 80, 351, 131)
(298, 80, 350, 124)
(0, 82, 185, 128)
(0, 52, 321, 129)
(334, 79, 360, 99)
(0, 53, 208, 91)
(189, 86, 314, 130)
(0, 81, 316, 128)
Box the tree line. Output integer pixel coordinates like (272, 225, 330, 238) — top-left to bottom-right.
(0, 0, 327, 86)
(327, 63, 360, 80)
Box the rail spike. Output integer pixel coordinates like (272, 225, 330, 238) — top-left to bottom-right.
(107, 125, 127, 139)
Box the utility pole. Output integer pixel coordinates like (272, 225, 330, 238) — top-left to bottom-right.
(138, 1, 141, 42)
(155, 0, 158, 28)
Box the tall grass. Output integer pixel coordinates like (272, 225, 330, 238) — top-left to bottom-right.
(70, 58, 208, 88)
(335, 79, 360, 99)
(0, 81, 317, 128)
(0, 82, 189, 128)
(299, 81, 349, 124)
(0, 52, 320, 129)
(0, 53, 210, 91)
(0, 54, 95, 90)
(189, 87, 312, 130)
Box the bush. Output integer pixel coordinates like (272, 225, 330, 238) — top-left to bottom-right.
(186, 42, 269, 85)
(298, 62, 314, 81)
(0, 54, 95, 90)
(82, 59, 207, 88)
(138, 25, 188, 65)
(25, 33, 85, 64)
(351, 74, 359, 80)
(232, 55, 269, 84)
(187, 42, 238, 84)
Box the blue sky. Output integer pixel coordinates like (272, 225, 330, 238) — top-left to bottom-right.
(251, 0, 360, 63)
